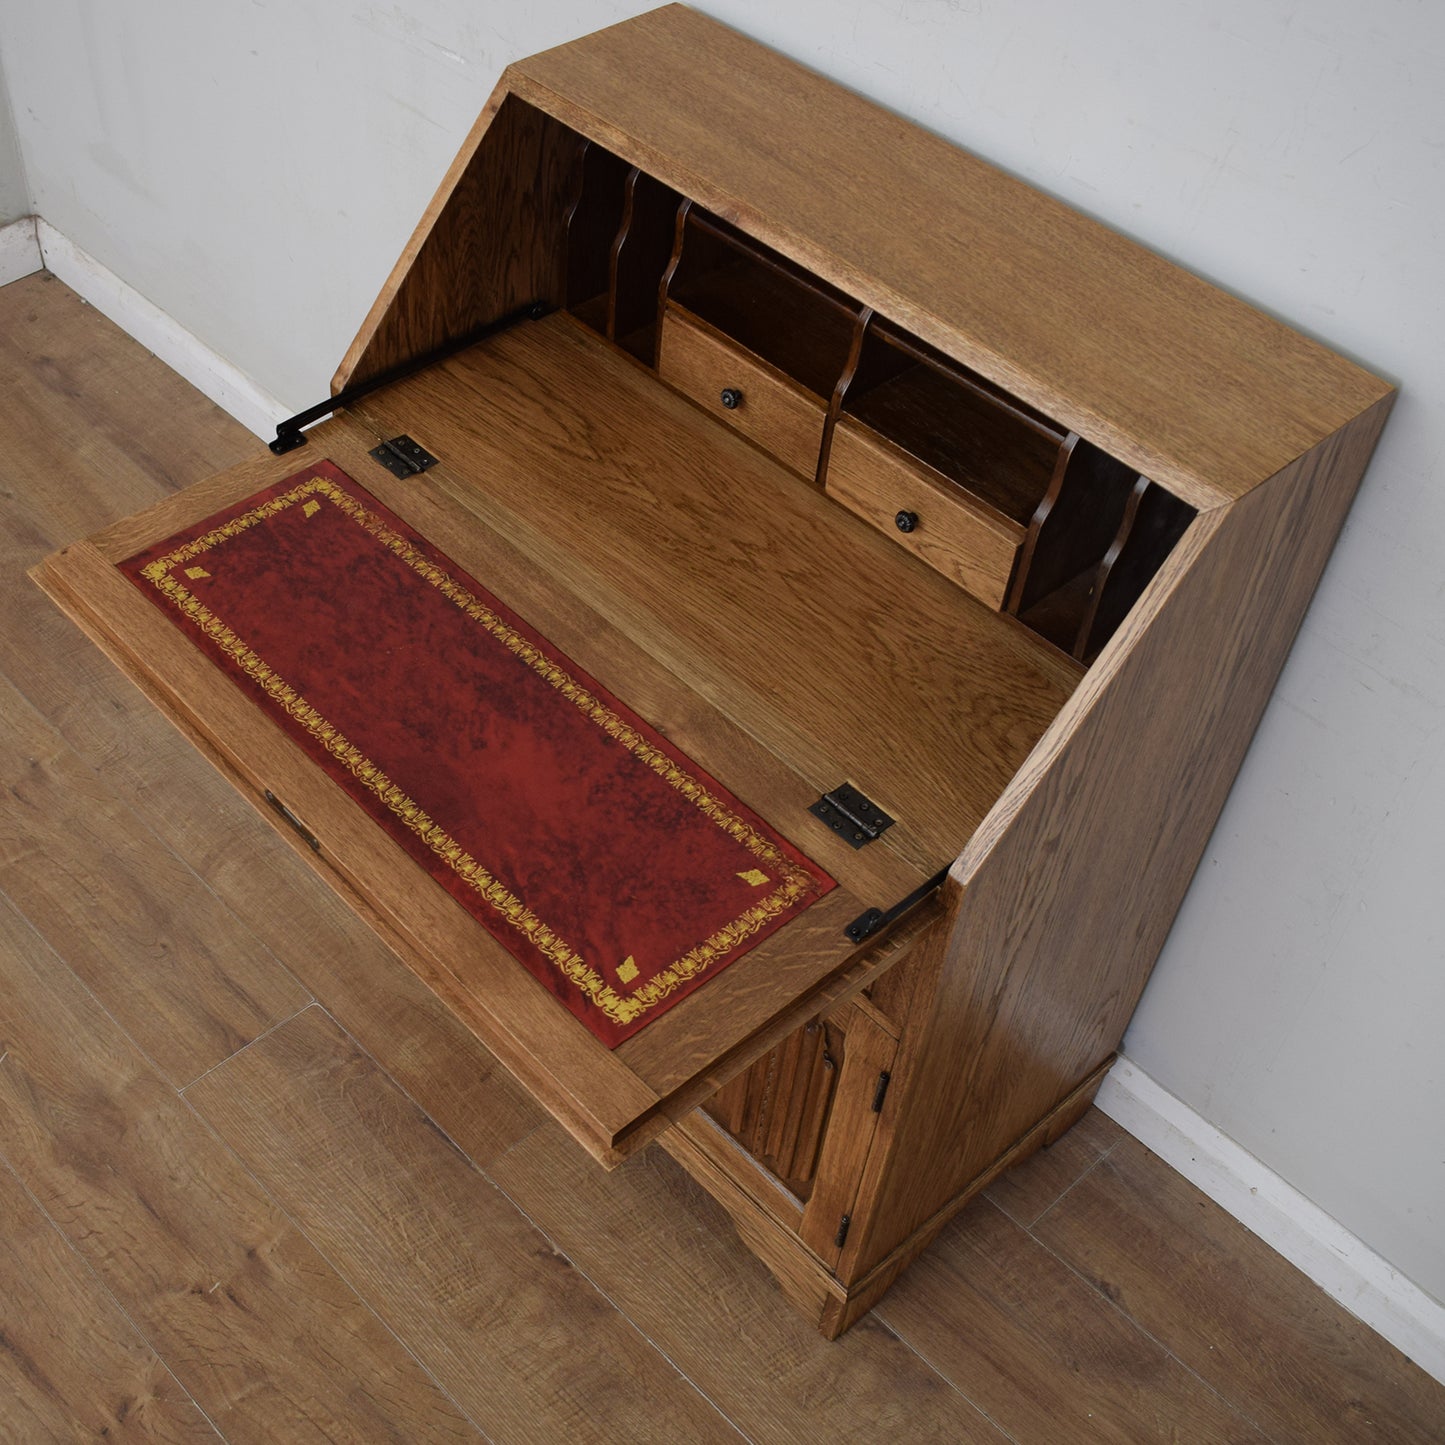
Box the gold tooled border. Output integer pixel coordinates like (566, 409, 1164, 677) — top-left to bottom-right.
(137, 474, 823, 1028)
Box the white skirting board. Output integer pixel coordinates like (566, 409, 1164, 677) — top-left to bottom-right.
(0, 215, 43, 287)
(33, 219, 289, 441)
(15, 215, 1445, 1392)
(1099, 1058, 1445, 1386)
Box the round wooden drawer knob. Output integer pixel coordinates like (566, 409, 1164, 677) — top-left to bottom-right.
(720, 387, 743, 409)
(895, 510, 919, 533)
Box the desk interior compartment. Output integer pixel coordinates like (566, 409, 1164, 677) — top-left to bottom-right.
(1007, 445, 1197, 661)
(564, 137, 682, 362)
(824, 318, 1197, 654)
(657, 210, 865, 476)
(825, 320, 1069, 607)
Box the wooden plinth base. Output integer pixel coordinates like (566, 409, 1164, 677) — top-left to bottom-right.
(663, 1056, 1114, 1338)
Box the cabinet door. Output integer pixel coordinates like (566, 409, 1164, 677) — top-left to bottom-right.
(703, 1014, 847, 1201)
(796, 1004, 897, 1267)
(704, 1001, 897, 1267)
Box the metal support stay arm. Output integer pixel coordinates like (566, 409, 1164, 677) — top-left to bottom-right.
(269, 300, 553, 455)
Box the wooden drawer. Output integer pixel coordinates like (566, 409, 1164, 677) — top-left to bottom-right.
(827, 416, 1025, 608)
(658, 304, 826, 479)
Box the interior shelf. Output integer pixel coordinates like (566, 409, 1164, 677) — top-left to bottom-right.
(841, 330, 1065, 530)
(666, 234, 862, 400)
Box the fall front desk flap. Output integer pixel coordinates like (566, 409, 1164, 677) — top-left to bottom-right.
(118, 461, 836, 1047)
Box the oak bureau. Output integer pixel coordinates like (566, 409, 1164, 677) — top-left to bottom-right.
(35, 5, 1395, 1336)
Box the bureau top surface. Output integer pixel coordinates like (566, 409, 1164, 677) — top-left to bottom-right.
(508, 4, 1391, 510)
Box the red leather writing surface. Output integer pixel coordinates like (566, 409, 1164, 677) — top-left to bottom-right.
(120, 461, 834, 1045)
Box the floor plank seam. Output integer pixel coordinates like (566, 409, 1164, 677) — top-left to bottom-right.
(866, 1308, 1023, 1444)
(214, 1003, 751, 1442)
(6, 268, 1439, 1442)
(310, 1003, 542, 1180)
(1017, 1199, 1280, 1443)
(482, 1157, 753, 1443)
(171, 1074, 497, 1444)
(1022, 1136, 1123, 1232)
(0, 1145, 228, 1442)
(1, 610, 323, 1023)
(177, 998, 320, 1096)
(0, 881, 210, 1096)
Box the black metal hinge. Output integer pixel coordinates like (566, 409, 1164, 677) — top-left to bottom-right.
(834, 1213, 851, 1249)
(809, 783, 894, 850)
(269, 299, 551, 456)
(872, 1071, 892, 1113)
(369, 435, 438, 478)
(845, 865, 950, 944)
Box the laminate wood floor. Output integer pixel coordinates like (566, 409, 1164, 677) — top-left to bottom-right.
(1, 269, 1441, 1443)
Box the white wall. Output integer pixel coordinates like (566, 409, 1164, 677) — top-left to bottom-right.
(1, 1, 1440, 1306)
(0, 49, 29, 223)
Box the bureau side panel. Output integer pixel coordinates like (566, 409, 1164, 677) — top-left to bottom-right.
(846, 396, 1394, 1275)
(334, 91, 574, 393)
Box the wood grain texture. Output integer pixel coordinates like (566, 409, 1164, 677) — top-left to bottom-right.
(609, 168, 681, 354)
(849, 397, 1395, 1274)
(565, 137, 628, 313)
(490, 1125, 1009, 1443)
(610, 891, 926, 1099)
(1035, 1137, 1445, 1443)
(35, 534, 909, 1161)
(34, 533, 664, 1164)
(186, 1006, 741, 1444)
(845, 355, 1063, 523)
(350, 313, 1082, 875)
(336, 92, 576, 391)
(797, 1003, 896, 1267)
(0, 1160, 214, 1443)
(0, 894, 479, 1444)
(0, 274, 255, 525)
(832, 1055, 1114, 1307)
(826, 417, 1021, 607)
(703, 1015, 835, 1198)
(1006, 435, 1135, 621)
(875, 1198, 1270, 1443)
(8, 271, 1439, 1434)
(668, 1108, 806, 1232)
(658, 1114, 842, 1328)
(505, 6, 1391, 506)
(0, 667, 309, 1087)
(667, 226, 862, 396)
(0, 278, 308, 1086)
(274, 423, 924, 913)
(30, 633, 544, 1169)
(658, 303, 827, 477)
(983, 1105, 1125, 1230)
